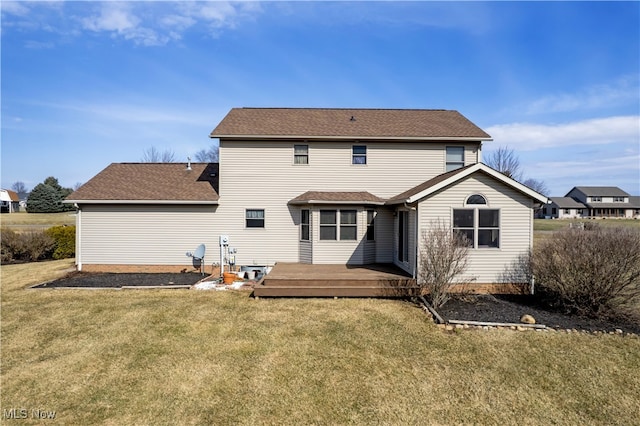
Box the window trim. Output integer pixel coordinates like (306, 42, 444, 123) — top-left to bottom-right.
(339, 210, 357, 241)
(319, 209, 359, 241)
(446, 146, 465, 172)
(319, 210, 337, 240)
(245, 209, 265, 228)
(352, 145, 367, 165)
(300, 209, 310, 241)
(452, 207, 500, 249)
(294, 144, 309, 165)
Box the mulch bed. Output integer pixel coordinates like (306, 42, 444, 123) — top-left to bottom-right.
(32, 272, 640, 334)
(436, 294, 640, 335)
(32, 271, 205, 289)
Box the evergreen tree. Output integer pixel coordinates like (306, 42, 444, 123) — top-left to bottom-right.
(26, 177, 74, 213)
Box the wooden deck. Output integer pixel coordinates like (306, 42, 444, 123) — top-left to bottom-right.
(253, 263, 417, 297)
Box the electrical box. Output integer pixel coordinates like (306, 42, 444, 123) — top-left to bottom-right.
(219, 235, 229, 245)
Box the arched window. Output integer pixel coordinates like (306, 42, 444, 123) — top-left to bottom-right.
(466, 194, 487, 205)
(454, 194, 499, 248)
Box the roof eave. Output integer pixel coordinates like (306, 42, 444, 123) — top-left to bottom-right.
(289, 200, 386, 206)
(64, 199, 219, 205)
(212, 134, 492, 142)
(395, 164, 549, 205)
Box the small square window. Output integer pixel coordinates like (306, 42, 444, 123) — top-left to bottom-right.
(246, 209, 265, 228)
(352, 145, 367, 165)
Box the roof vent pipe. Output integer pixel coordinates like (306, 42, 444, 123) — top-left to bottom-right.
(186, 157, 192, 171)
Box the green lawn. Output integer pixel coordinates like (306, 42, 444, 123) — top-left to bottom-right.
(2, 260, 639, 425)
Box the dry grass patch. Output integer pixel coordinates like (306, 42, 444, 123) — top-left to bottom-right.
(2, 261, 640, 425)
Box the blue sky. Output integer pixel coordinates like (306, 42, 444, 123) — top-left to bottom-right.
(2, 1, 639, 196)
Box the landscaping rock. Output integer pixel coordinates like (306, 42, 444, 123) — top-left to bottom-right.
(520, 314, 536, 324)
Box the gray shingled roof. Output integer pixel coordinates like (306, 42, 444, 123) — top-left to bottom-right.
(211, 108, 492, 140)
(549, 197, 586, 209)
(66, 163, 219, 203)
(569, 186, 630, 197)
(289, 191, 386, 205)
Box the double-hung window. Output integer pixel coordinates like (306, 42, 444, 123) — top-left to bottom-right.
(340, 210, 357, 240)
(320, 210, 337, 240)
(246, 209, 265, 228)
(352, 145, 367, 165)
(294, 144, 308, 164)
(446, 146, 465, 171)
(320, 209, 357, 240)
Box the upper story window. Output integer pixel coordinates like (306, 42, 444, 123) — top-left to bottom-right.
(446, 146, 464, 172)
(591, 196, 602, 202)
(613, 196, 625, 202)
(246, 209, 265, 228)
(352, 145, 367, 165)
(294, 144, 308, 165)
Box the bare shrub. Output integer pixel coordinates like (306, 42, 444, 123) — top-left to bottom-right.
(417, 220, 470, 309)
(1, 229, 55, 263)
(533, 226, 640, 320)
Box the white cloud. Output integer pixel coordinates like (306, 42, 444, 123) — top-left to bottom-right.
(1, 1, 31, 17)
(81, 3, 139, 33)
(526, 75, 639, 115)
(486, 116, 640, 151)
(4, 1, 262, 46)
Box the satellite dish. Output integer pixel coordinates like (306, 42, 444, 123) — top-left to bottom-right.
(193, 244, 205, 260)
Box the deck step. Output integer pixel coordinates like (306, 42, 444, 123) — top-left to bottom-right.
(253, 285, 417, 298)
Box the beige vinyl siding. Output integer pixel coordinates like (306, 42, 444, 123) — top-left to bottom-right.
(417, 173, 533, 284)
(310, 206, 367, 265)
(300, 241, 312, 263)
(216, 140, 480, 265)
(78, 205, 220, 267)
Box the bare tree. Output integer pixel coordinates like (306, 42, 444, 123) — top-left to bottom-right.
(417, 220, 471, 308)
(522, 178, 549, 196)
(484, 146, 523, 181)
(11, 181, 29, 199)
(141, 147, 176, 162)
(194, 145, 219, 163)
(73, 182, 84, 191)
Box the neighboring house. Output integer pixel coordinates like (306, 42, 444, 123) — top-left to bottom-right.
(542, 186, 640, 219)
(0, 189, 20, 213)
(66, 108, 548, 293)
(541, 197, 585, 219)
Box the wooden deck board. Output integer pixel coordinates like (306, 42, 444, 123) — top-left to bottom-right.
(255, 263, 417, 297)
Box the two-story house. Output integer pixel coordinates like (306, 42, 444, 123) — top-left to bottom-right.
(66, 108, 548, 295)
(542, 186, 640, 219)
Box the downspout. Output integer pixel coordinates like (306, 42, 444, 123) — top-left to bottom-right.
(403, 201, 418, 280)
(413, 203, 418, 280)
(76, 204, 82, 271)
